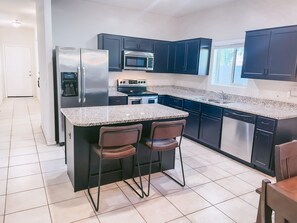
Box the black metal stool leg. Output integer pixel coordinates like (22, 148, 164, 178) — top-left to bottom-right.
(143, 150, 153, 197)
(88, 157, 102, 212)
(161, 146, 186, 187)
(123, 153, 144, 198)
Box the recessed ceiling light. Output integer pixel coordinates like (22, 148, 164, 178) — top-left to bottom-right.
(11, 20, 21, 28)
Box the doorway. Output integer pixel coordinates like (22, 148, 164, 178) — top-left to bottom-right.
(4, 45, 34, 97)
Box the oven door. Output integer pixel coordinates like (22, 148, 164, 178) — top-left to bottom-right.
(128, 97, 142, 105)
(141, 96, 158, 104)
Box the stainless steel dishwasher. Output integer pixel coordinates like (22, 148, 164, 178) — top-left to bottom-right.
(221, 109, 256, 163)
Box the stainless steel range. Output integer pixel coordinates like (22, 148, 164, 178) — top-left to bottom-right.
(117, 79, 158, 104)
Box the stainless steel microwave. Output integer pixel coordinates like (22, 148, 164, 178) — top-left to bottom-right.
(123, 51, 154, 71)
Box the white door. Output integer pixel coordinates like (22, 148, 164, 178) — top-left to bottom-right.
(4, 46, 33, 96)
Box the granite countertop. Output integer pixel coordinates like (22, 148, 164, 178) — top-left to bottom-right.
(61, 104, 188, 127)
(148, 86, 297, 120)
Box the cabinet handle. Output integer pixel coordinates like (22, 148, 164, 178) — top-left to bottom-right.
(261, 121, 269, 125)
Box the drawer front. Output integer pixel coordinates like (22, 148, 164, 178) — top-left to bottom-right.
(168, 96, 183, 109)
(201, 103, 223, 118)
(108, 96, 127, 106)
(183, 100, 201, 113)
(256, 117, 276, 132)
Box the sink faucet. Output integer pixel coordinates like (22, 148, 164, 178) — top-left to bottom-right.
(219, 91, 227, 101)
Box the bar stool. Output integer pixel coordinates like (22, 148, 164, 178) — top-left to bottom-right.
(143, 119, 186, 197)
(87, 124, 144, 211)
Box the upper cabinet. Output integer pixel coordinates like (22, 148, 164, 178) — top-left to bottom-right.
(97, 34, 123, 72)
(97, 33, 212, 74)
(242, 25, 297, 81)
(152, 41, 174, 73)
(123, 37, 153, 52)
(173, 38, 212, 75)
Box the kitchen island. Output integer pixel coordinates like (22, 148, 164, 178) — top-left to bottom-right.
(61, 104, 188, 191)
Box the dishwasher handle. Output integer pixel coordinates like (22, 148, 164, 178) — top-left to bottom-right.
(224, 109, 256, 124)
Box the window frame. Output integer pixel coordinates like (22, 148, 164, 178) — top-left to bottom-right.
(211, 43, 247, 87)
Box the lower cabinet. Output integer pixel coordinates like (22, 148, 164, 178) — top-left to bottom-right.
(252, 129, 274, 170)
(184, 112, 200, 140)
(199, 114, 222, 149)
(108, 96, 127, 106)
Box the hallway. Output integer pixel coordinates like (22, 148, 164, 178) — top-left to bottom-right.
(0, 98, 275, 223)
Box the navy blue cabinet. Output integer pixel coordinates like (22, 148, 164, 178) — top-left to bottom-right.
(108, 96, 127, 106)
(183, 100, 201, 140)
(98, 34, 123, 72)
(267, 27, 297, 81)
(153, 41, 174, 73)
(123, 37, 153, 52)
(242, 25, 297, 81)
(241, 30, 270, 79)
(199, 104, 223, 150)
(174, 42, 186, 73)
(173, 38, 212, 75)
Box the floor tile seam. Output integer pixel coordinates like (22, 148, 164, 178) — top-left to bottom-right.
(214, 202, 251, 223)
(2, 100, 15, 223)
(233, 174, 259, 189)
(192, 167, 232, 181)
(8, 161, 40, 168)
(116, 181, 149, 223)
(4, 204, 49, 216)
(237, 195, 259, 209)
(213, 179, 256, 198)
(46, 192, 87, 206)
(8, 151, 38, 158)
(7, 172, 42, 180)
(26, 100, 54, 223)
(189, 184, 240, 206)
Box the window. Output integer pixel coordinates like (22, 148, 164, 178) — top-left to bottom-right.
(212, 45, 247, 86)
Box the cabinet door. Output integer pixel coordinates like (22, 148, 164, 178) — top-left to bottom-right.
(252, 129, 274, 170)
(185, 40, 199, 74)
(108, 96, 127, 106)
(123, 37, 139, 51)
(184, 112, 200, 140)
(199, 114, 222, 149)
(139, 39, 153, 52)
(153, 41, 171, 73)
(198, 39, 212, 75)
(241, 30, 271, 79)
(267, 27, 297, 81)
(98, 35, 122, 72)
(174, 42, 186, 73)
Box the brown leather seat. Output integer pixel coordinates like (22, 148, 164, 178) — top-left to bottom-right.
(87, 124, 144, 211)
(145, 139, 178, 151)
(92, 144, 136, 159)
(143, 119, 186, 197)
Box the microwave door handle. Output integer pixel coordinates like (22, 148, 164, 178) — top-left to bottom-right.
(82, 67, 86, 103)
(77, 67, 81, 103)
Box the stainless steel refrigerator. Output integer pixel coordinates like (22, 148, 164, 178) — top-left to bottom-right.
(55, 46, 109, 144)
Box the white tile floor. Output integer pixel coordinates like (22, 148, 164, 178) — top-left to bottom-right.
(0, 98, 276, 223)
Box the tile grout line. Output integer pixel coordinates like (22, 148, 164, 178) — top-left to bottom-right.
(26, 98, 53, 223)
(3, 98, 15, 223)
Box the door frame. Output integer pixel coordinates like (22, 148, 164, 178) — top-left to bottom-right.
(2, 44, 36, 97)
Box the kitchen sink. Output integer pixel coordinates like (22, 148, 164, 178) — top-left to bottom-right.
(193, 97, 232, 104)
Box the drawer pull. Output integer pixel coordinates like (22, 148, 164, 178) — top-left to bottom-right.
(261, 121, 269, 125)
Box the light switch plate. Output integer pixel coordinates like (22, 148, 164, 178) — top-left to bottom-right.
(290, 86, 297, 97)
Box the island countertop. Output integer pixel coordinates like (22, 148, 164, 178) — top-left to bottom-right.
(61, 104, 189, 127)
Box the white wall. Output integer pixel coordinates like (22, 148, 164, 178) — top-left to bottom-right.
(0, 27, 37, 102)
(175, 0, 297, 103)
(52, 0, 177, 48)
(36, 0, 56, 145)
(51, 0, 178, 86)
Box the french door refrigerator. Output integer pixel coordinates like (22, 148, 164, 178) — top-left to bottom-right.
(55, 46, 109, 145)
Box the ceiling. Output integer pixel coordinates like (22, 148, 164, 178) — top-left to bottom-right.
(0, 0, 36, 28)
(89, 0, 237, 17)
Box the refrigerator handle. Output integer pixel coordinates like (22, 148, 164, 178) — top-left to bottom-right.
(82, 67, 86, 103)
(77, 67, 82, 103)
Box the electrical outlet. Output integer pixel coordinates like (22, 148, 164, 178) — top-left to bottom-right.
(290, 86, 297, 97)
